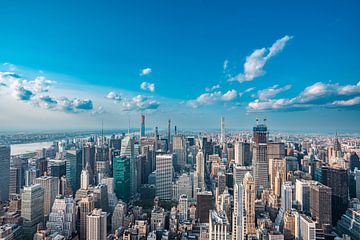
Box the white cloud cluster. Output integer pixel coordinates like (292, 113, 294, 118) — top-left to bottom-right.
(121, 95, 160, 111)
(205, 84, 220, 92)
(187, 89, 238, 108)
(140, 82, 155, 92)
(239, 87, 255, 97)
(256, 84, 291, 100)
(106, 91, 122, 101)
(0, 71, 94, 113)
(140, 67, 152, 76)
(229, 35, 293, 83)
(248, 81, 360, 111)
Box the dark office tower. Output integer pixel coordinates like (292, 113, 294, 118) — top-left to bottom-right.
(113, 155, 130, 202)
(350, 152, 360, 171)
(109, 138, 121, 150)
(267, 142, 285, 161)
(168, 119, 171, 152)
(310, 182, 332, 227)
(252, 120, 269, 192)
(196, 191, 213, 223)
(36, 158, 48, 175)
(82, 144, 95, 184)
(65, 149, 82, 193)
(321, 166, 349, 226)
(0, 145, 10, 202)
(47, 160, 66, 179)
(9, 167, 21, 195)
(140, 114, 145, 137)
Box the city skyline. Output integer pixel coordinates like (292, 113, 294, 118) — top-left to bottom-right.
(0, 0, 359, 131)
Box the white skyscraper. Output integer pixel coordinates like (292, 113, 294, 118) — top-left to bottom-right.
(0, 145, 10, 202)
(220, 116, 225, 144)
(33, 175, 59, 218)
(80, 168, 90, 190)
(46, 196, 76, 238)
(209, 210, 229, 240)
(87, 208, 107, 240)
(196, 150, 205, 191)
(232, 183, 244, 240)
(155, 154, 173, 200)
(295, 179, 310, 213)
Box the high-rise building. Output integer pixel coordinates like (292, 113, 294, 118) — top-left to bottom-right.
(356, 169, 360, 199)
(79, 196, 94, 240)
(283, 210, 296, 240)
(121, 136, 136, 195)
(209, 210, 229, 240)
(295, 179, 311, 213)
(196, 191, 213, 223)
(112, 201, 127, 232)
(232, 183, 244, 240)
(82, 144, 95, 184)
(234, 141, 251, 166)
(65, 149, 82, 192)
(172, 173, 193, 201)
(80, 167, 90, 190)
(0, 145, 10, 202)
(295, 213, 316, 240)
(321, 166, 349, 226)
(113, 155, 130, 202)
(178, 194, 188, 221)
(155, 154, 173, 200)
(86, 208, 107, 240)
(196, 150, 205, 191)
(309, 181, 332, 226)
(252, 121, 269, 191)
(47, 159, 66, 179)
(46, 196, 76, 238)
(220, 116, 225, 145)
(21, 184, 44, 239)
(243, 172, 256, 236)
(9, 167, 21, 195)
(172, 134, 187, 168)
(167, 119, 171, 152)
(269, 158, 286, 197)
(275, 182, 293, 227)
(267, 142, 285, 161)
(140, 114, 145, 137)
(34, 176, 59, 218)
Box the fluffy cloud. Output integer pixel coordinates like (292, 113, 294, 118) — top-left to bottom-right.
(221, 89, 238, 101)
(205, 84, 220, 92)
(187, 89, 238, 108)
(106, 91, 122, 101)
(140, 82, 155, 92)
(248, 81, 360, 111)
(121, 95, 160, 111)
(239, 87, 255, 97)
(229, 35, 293, 83)
(140, 67, 152, 76)
(256, 84, 291, 100)
(0, 70, 94, 113)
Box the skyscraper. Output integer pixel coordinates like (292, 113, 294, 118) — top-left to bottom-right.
(79, 196, 94, 240)
(86, 208, 107, 240)
(320, 166, 349, 226)
(155, 154, 173, 200)
(140, 114, 145, 137)
(309, 181, 332, 227)
(82, 144, 95, 184)
(196, 150, 205, 191)
(232, 183, 244, 240)
(113, 155, 130, 202)
(196, 191, 213, 223)
(220, 116, 225, 145)
(46, 196, 76, 238)
(209, 210, 229, 240)
(243, 172, 256, 236)
(80, 167, 90, 190)
(295, 179, 311, 213)
(0, 145, 10, 202)
(65, 149, 82, 192)
(121, 136, 136, 195)
(34, 176, 59, 218)
(172, 134, 187, 168)
(21, 184, 44, 239)
(252, 120, 269, 191)
(168, 119, 171, 152)
(234, 141, 251, 166)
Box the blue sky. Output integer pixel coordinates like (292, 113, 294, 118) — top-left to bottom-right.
(0, 0, 359, 131)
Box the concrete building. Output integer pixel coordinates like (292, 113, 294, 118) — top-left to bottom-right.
(34, 176, 59, 218)
(0, 145, 10, 202)
(155, 154, 173, 200)
(86, 208, 107, 240)
(243, 172, 256, 236)
(209, 210, 229, 240)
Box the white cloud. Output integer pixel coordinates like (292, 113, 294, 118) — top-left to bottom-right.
(205, 84, 220, 92)
(140, 82, 155, 92)
(229, 35, 293, 83)
(248, 81, 360, 111)
(257, 84, 291, 100)
(223, 59, 229, 70)
(239, 87, 255, 97)
(187, 89, 238, 108)
(221, 89, 238, 101)
(106, 91, 122, 101)
(140, 67, 152, 76)
(121, 95, 160, 111)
